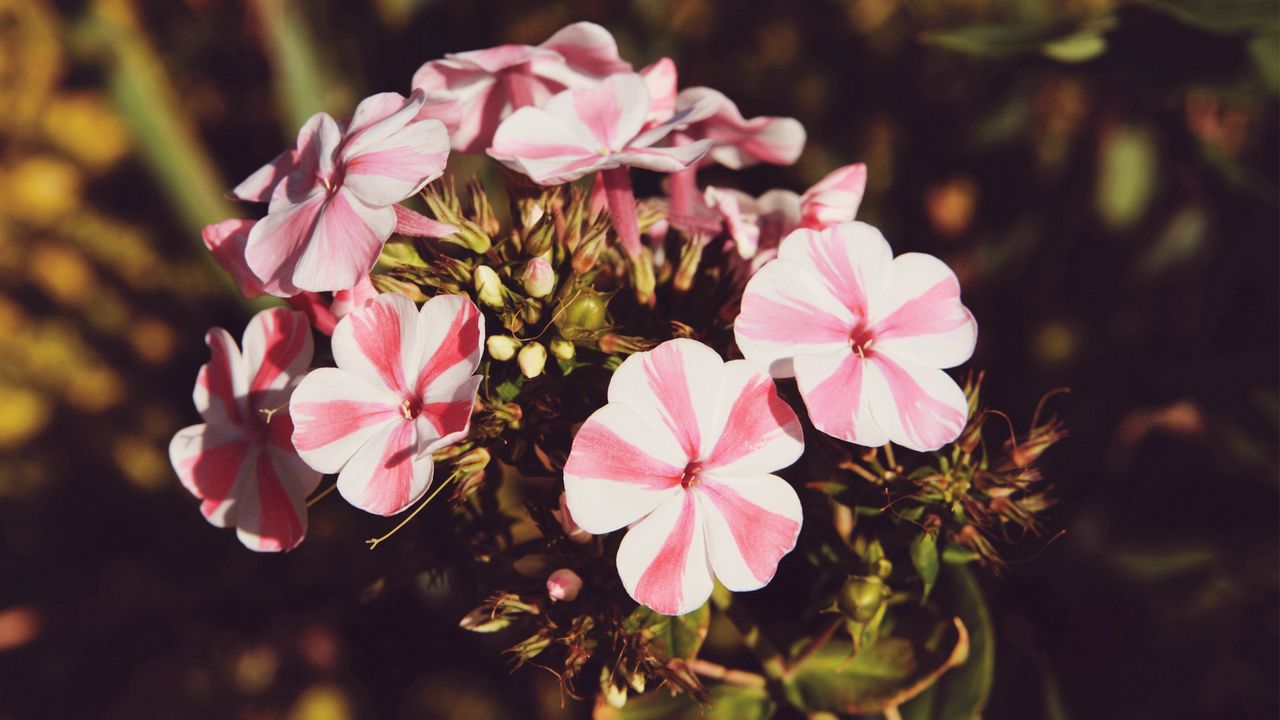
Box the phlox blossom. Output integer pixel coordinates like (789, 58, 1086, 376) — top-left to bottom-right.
(564, 339, 805, 616)
(232, 90, 450, 295)
(735, 222, 977, 452)
(412, 21, 631, 153)
(169, 308, 321, 552)
(289, 293, 484, 516)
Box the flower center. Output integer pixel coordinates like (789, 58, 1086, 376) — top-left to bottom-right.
(849, 325, 876, 358)
(680, 461, 702, 490)
(399, 397, 421, 421)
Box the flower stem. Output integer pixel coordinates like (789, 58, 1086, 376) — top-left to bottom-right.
(709, 584, 801, 709)
(687, 658, 766, 689)
(365, 476, 454, 550)
(600, 167, 642, 259)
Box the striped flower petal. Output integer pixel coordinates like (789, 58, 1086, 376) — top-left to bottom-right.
(616, 492, 713, 616)
(699, 473, 803, 591)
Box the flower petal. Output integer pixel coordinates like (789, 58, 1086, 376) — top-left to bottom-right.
(798, 163, 866, 229)
(244, 191, 326, 298)
(698, 473, 802, 591)
(417, 375, 482, 458)
(639, 57, 678, 125)
(195, 327, 249, 426)
(563, 402, 685, 535)
(537, 22, 631, 79)
(287, 189, 396, 293)
(412, 294, 484, 398)
(488, 105, 600, 184)
(169, 422, 250, 526)
(290, 367, 402, 474)
(794, 349, 888, 447)
(870, 253, 977, 369)
(609, 339, 727, 462)
(776, 222, 893, 322)
(613, 141, 712, 173)
(202, 219, 265, 299)
(233, 447, 317, 552)
(865, 354, 969, 452)
(231, 148, 299, 203)
(342, 113, 449, 206)
(336, 419, 433, 516)
(268, 113, 343, 209)
(565, 73, 650, 151)
(332, 293, 422, 395)
(240, 308, 314, 413)
(674, 87, 806, 168)
(702, 360, 803, 475)
(734, 258, 855, 378)
(617, 492, 713, 616)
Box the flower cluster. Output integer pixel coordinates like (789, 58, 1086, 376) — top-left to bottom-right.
(170, 20, 1055, 713)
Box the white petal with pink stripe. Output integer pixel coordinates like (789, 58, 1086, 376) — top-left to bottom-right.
(564, 339, 804, 616)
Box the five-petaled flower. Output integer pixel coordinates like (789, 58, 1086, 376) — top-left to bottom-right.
(232, 90, 449, 295)
(290, 293, 484, 516)
(489, 73, 712, 258)
(169, 308, 321, 552)
(735, 221, 977, 452)
(563, 339, 805, 616)
(412, 21, 631, 153)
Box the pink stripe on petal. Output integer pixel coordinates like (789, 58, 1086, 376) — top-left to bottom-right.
(704, 373, 796, 471)
(201, 331, 243, 425)
(633, 493, 697, 616)
(250, 450, 306, 551)
(564, 421, 682, 490)
(641, 346, 701, 459)
(700, 480, 800, 583)
(419, 399, 473, 438)
(248, 310, 311, 396)
(872, 277, 964, 340)
(348, 299, 409, 393)
(572, 84, 624, 148)
(349, 421, 420, 516)
(290, 400, 399, 451)
(415, 299, 482, 396)
(737, 292, 853, 346)
(178, 437, 250, 501)
(872, 355, 967, 450)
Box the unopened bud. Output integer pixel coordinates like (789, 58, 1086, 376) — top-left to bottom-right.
(554, 492, 592, 543)
(370, 275, 428, 302)
(837, 575, 887, 623)
(546, 568, 582, 602)
(549, 337, 575, 362)
(571, 224, 607, 274)
(597, 333, 654, 356)
(560, 294, 608, 332)
(517, 342, 547, 378)
(487, 335, 521, 361)
(630, 249, 656, 305)
(673, 240, 704, 292)
(522, 257, 556, 298)
(473, 265, 504, 309)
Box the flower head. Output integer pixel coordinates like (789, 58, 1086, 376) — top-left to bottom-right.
(413, 22, 631, 153)
(290, 293, 484, 516)
(564, 339, 805, 615)
(232, 91, 450, 295)
(169, 308, 321, 551)
(735, 222, 977, 451)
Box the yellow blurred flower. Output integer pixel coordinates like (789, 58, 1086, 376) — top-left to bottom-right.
(3, 157, 82, 226)
(40, 92, 132, 172)
(0, 383, 53, 450)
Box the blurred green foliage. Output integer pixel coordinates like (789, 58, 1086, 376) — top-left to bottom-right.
(0, 0, 1275, 718)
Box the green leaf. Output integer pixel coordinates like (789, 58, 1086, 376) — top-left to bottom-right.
(900, 565, 994, 720)
(789, 615, 969, 714)
(1133, 0, 1276, 33)
(923, 19, 1112, 63)
(624, 603, 711, 661)
(1095, 124, 1159, 231)
(911, 531, 941, 600)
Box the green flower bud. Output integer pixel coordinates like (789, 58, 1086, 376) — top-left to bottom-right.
(837, 576, 887, 623)
(473, 265, 504, 309)
(549, 337, 575, 361)
(486, 335, 520, 361)
(561, 294, 607, 332)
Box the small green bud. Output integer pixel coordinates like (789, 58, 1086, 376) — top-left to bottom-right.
(486, 335, 520, 361)
(837, 576, 887, 623)
(561, 294, 607, 332)
(473, 265, 504, 309)
(549, 337, 575, 361)
(517, 341, 547, 378)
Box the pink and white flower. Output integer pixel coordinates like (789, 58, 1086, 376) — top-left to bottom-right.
(412, 22, 631, 153)
(289, 293, 484, 516)
(708, 162, 867, 262)
(169, 308, 321, 552)
(735, 221, 977, 452)
(232, 90, 450, 295)
(489, 73, 711, 258)
(563, 339, 805, 616)
(672, 87, 806, 170)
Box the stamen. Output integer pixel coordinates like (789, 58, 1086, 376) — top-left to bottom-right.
(399, 399, 415, 420)
(680, 461, 702, 490)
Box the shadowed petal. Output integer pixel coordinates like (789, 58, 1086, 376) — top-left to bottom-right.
(335, 419, 433, 516)
(290, 368, 401, 474)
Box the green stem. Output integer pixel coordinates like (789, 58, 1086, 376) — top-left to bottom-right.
(709, 585, 802, 709)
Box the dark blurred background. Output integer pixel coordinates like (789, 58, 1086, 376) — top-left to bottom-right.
(0, 0, 1276, 718)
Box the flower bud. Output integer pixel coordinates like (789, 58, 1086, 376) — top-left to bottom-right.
(597, 333, 654, 356)
(546, 568, 582, 602)
(556, 293, 609, 341)
(473, 265, 504, 309)
(630, 249, 656, 305)
(486, 335, 520, 361)
(549, 337, 576, 362)
(522, 257, 555, 298)
(517, 341, 547, 378)
(837, 575, 887, 623)
(553, 492, 592, 543)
